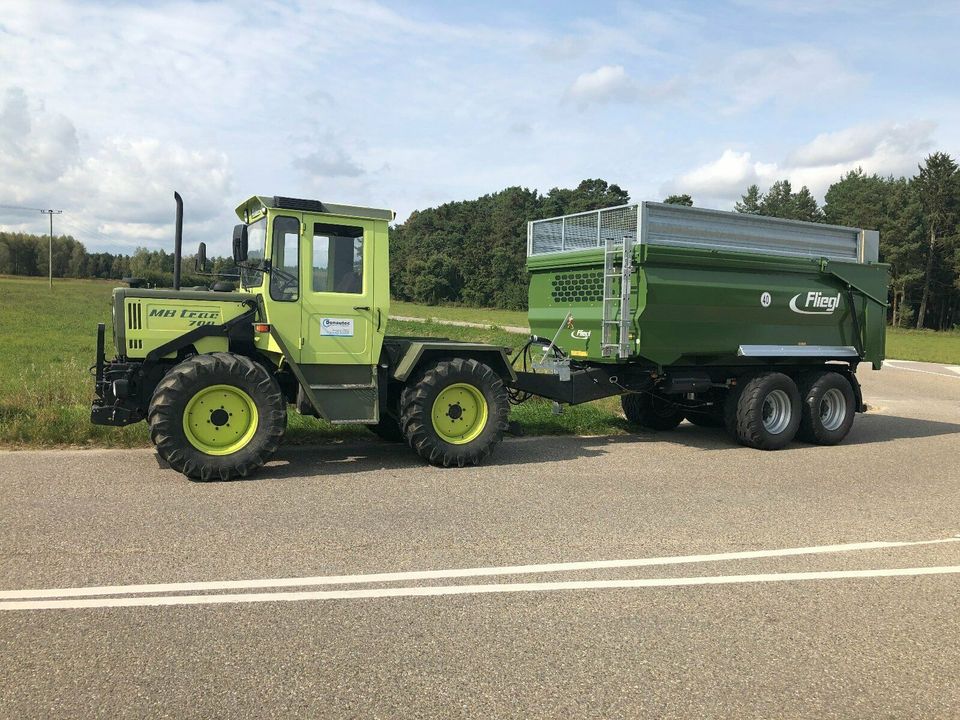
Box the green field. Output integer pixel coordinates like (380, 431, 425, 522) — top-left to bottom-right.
(391, 301, 527, 329)
(0, 276, 956, 448)
(886, 326, 960, 365)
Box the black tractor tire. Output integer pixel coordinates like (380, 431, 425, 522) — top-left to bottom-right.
(399, 358, 509, 468)
(724, 372, 801, 450)
(368, 414, 405, 442)
(797, 371, 856, 445)
(621, 393, 685, 431)
(148, 352, 286, 481)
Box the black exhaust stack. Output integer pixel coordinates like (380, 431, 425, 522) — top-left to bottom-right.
(173, 191, 183, 290)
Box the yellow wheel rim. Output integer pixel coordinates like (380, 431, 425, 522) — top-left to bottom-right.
(431, 382, 488, 445)
(182, 384, 259, 456)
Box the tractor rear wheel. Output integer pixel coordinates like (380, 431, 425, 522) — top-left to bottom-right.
(399, 358, 509, 467)
(148, 352, 286, 481)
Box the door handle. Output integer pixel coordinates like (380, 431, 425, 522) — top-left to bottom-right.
(353, 305, 370, 311)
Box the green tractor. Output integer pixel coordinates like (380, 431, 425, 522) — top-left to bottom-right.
(92, 194, 514, 480)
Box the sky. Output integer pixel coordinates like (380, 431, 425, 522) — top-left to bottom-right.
(1, 0, 958, 255)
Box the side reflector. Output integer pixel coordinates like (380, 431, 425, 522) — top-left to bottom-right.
(254, 323, 270, 333)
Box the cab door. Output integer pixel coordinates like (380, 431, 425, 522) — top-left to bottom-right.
(265, 213, 303, 362)
(300, 216, 375, 366)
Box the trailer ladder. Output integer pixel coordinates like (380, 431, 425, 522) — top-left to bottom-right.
(601, 232, 634, 358)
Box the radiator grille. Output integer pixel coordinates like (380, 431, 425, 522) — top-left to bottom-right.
(127, 302, 142, 330)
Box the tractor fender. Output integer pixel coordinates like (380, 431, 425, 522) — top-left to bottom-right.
(389, 341, 516, 384)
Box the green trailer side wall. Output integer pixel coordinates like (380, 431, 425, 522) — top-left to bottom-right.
(527, 245, 889, 368)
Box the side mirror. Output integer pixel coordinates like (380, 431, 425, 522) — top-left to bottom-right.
(195, 242, 207, 272)
(232, 224, 248, 262)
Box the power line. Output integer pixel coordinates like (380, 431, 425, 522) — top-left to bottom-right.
(0, 204, 54, 213)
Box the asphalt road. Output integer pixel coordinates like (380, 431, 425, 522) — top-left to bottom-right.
(1, 361, 959, 719)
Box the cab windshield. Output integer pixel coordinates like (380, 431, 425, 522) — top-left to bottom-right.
(240, 218, 267, 288)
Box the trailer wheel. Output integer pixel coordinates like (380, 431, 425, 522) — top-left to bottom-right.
(621, 393, 685, 431)
(400, 358, 509, 467)
(724, 372, 800, 450)
(797, 371, 856, 445)
(684, 408, 724, 428)
(148, 353, 286, 481)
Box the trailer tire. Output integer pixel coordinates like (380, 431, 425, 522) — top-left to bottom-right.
(725, 372, 800, 450)
(685, 409, 724, 428)
(400, 358, 509, 467)
(148, 353, 286, 481)
(797, 371, 855, 445)
(621, 393, 685, 431)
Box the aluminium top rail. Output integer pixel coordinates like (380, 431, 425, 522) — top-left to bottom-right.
(528, 201, 879, 264)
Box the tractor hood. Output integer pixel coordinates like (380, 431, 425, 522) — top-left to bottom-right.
(112, 287, 254, 358)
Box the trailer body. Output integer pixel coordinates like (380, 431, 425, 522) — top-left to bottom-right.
(526, 202, 887, 370)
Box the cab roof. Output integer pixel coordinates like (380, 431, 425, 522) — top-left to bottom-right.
(235, 196, 396, 223)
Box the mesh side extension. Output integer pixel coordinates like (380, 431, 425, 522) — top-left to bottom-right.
(529, 204, 639, 256)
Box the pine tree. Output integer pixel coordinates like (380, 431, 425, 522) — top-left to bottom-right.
(913, 152, 959, 328)
(735, 185, 763, 214)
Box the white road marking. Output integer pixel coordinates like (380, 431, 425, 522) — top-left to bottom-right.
(883, 360, 960, 379)
(2, 537, 957, 601)
(3, 565, 959, 611)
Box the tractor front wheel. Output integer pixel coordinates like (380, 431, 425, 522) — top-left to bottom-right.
(148, 352, 286, 481)
(400, 358, 509, 467)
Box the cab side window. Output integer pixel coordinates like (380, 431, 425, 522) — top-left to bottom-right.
(312, 223, 363, 294)
(270, 216, 300, 301)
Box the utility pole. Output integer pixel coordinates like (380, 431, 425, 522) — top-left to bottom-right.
(40, 209, 63, 289)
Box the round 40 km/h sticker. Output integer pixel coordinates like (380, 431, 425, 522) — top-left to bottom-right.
(760, 292, 772, 307)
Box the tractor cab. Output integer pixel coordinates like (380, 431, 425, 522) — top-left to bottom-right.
(227, 196, 394, 370)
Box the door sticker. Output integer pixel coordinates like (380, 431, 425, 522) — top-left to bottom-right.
(320, 318, 355, 337)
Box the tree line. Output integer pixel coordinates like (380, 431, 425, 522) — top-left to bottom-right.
(3, 154, 958, 329)
(389, 179, 630, 309)
(0, 232, 235, 289)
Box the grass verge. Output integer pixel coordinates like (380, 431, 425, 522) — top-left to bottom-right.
(886, 326, 960, 365)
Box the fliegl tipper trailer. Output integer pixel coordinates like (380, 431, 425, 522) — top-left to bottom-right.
(91, 194, 888, 481)
(511, 202, 889, 450)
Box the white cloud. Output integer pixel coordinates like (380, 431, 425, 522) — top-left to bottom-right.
(665, 120, 938, 207)
(0, 88, 80, 195)
(669, 150, 777, 202)
(788, 121, 935, 168)
(0, 86, 233, 252)
(565, 65, 637, 107)
(711, 45, 864, 115)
